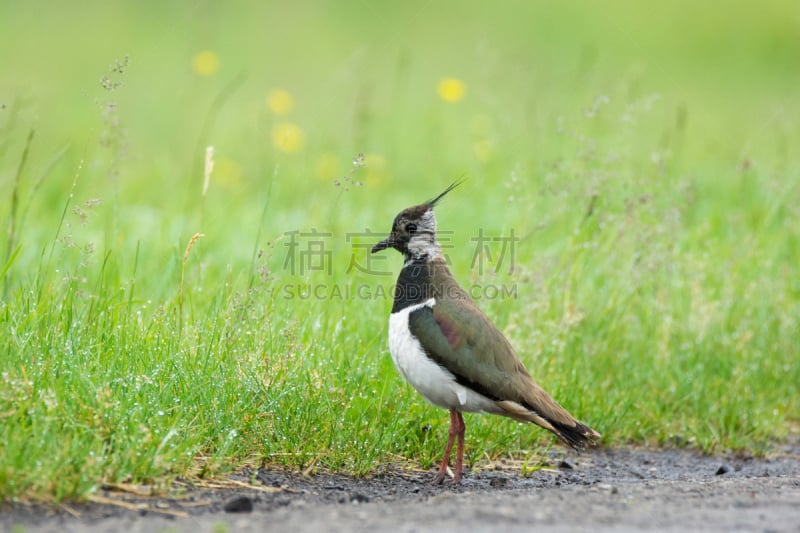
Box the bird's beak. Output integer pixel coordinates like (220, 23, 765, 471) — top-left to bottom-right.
(371, 236, 393, 253)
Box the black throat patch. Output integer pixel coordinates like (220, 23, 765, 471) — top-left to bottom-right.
(391, 256, 432, 313)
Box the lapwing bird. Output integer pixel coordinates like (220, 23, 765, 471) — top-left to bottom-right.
(371, 183, 600, 484)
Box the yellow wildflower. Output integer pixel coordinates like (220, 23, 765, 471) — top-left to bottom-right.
(315, 152, 341, 182)
(267, 89, 295, 116)
(271, 122, 305, 154)
(363, 153, 391, 187)
(473, 139, 494, 163)
(437, 77, 466, 103)
(215, 158, 243, 187)
(192, 50, 220, 76)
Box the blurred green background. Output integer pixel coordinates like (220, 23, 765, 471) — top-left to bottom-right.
(1, 0, 799, 500)
(2, 2, 798, 253)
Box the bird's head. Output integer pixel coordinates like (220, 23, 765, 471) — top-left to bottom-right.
(371, 181, 462, 260)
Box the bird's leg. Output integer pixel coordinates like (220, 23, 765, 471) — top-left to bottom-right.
(452, 411, 466, 484)
(432, 409, 460, 484)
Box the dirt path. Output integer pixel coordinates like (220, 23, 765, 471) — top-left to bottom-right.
(4, 447, 799, 532)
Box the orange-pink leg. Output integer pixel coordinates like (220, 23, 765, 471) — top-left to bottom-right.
(432, 410, 466, 484)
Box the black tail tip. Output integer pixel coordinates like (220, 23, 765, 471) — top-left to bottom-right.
(553, 420, 602, 450)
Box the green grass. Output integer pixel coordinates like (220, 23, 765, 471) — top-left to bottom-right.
(1, 1, 799, 502)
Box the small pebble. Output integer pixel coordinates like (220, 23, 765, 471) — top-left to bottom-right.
(490, 477, 509, 488)
(597, 483, 619, 494)
(224, 495, 254, 513)
(350, 493, 370, 504)
(715, 465, 730, 476)
(558, 460, 575, 470)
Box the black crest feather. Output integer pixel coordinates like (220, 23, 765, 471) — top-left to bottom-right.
(427, 179, 465, 208)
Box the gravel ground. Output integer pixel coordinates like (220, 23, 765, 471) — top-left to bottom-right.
(3, 446, 799, 532)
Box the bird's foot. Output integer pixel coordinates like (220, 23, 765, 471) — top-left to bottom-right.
(431, 466, 461, 485)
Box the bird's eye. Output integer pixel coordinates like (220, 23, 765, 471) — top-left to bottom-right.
(406, 223, 417, 233)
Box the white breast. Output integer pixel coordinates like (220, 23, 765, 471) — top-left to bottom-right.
(387, 298, 498, 413)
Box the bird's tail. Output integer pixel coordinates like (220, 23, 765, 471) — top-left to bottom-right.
(496, 396, 601, 450)
(547, 417, 601, 450)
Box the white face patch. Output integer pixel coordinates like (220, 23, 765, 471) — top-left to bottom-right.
(406, 210, 441, 258)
